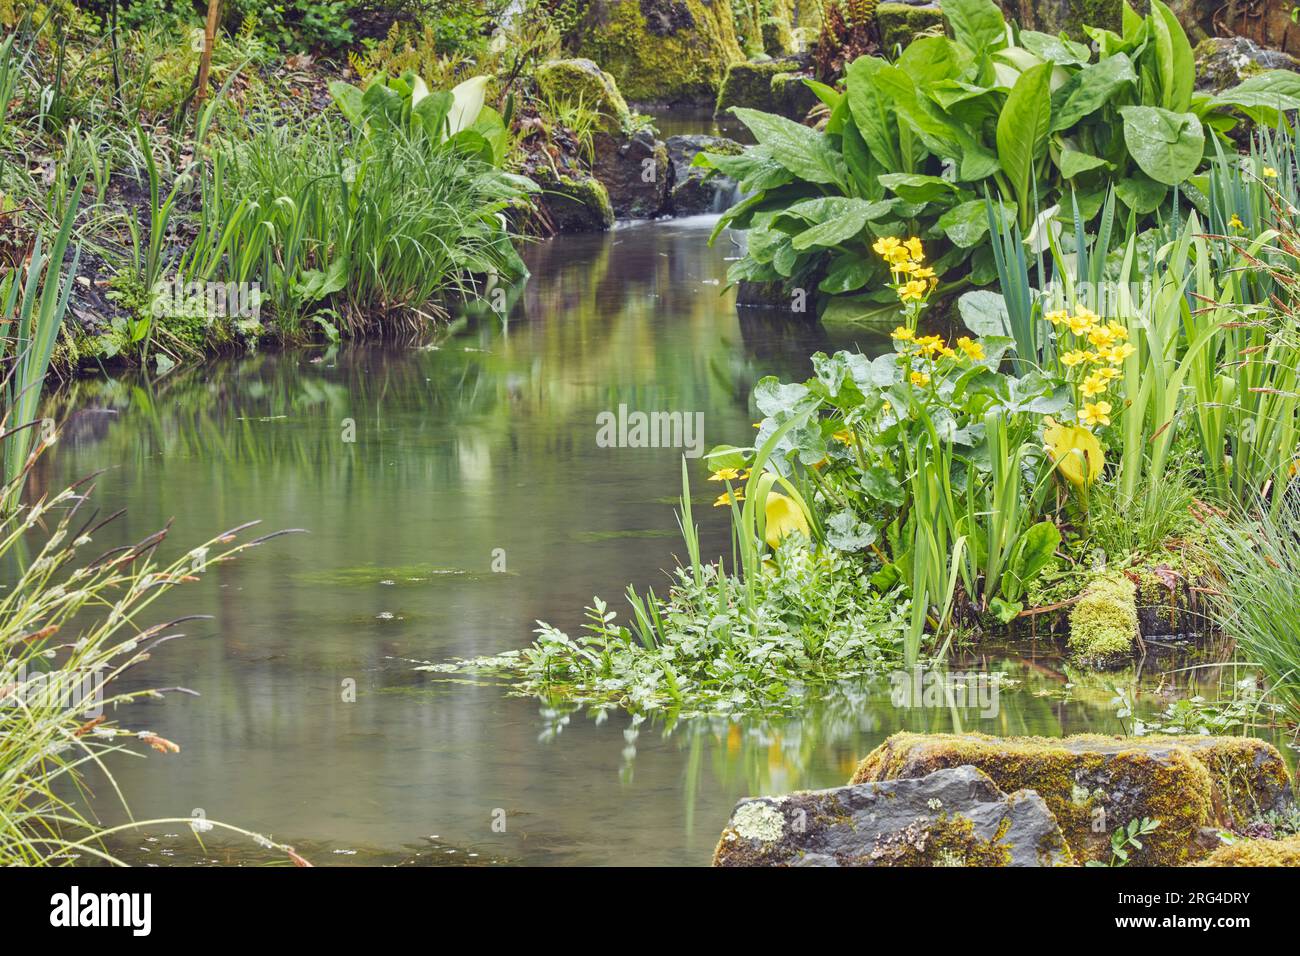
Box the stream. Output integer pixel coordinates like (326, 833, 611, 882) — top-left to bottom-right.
(34, 213, 1276, 866)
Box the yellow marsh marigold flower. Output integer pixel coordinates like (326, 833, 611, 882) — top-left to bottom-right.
(1061, 350, 1089, 367)
(1100, 342, 1135, 364)
(1066, 311, 1095, 336)
(1045, 309, 1069, 325)
(873, 236, 901, 258)
(709, 468, 741, 482)
(1079, 400, 1113, 427)
(1081, 372, 1109, 398)
(1096, 366, 1120, 382)
(713, 490, 744, 507)
(1087, 324, 1117, 348)
(832, 428, 856, 446)
(1265, 167, 1279, 179)
(1106, 321, 1128, 341)
(898, 279, 928, 302)
(1230, 213, 1245, 230)
(909, 370, 931, 387)
(905, 237, 924, 261)
(957, 336, 984, 360)
(892, 326, 914, 341)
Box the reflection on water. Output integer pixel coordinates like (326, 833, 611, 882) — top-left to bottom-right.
(33, 216, 1281, 866)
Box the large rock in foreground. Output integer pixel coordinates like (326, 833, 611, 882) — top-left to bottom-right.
(713, 765, 1073, 866)
(853, 732, 1295, 865)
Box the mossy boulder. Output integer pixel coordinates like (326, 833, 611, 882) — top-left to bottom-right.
(535, 58, 633, 135)
(715, 57, 808, 117)
(852, 732, 1296, 866)
(591, 128, 671, 218)
(1005, 1, 1122, 40)
(569, 0, 745, 105)
(535, 171, 615, 233)
(665, 133, 744, 215)
(876, 2, 943, 51)
(1193, 36, 1300, 95)
(770, 70, 819, 120)
(713, 765, 1073, 866)
(1068, 571, 1137, 668)
(1197, 834, 1300, 866)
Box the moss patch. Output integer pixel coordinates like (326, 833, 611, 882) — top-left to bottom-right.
(852, 732, 1296, 865)
(876, 2, 943, 51)
(571, 0, 745, 104)
(1197, 834, 1300, 866)
(1068, 572, 1137, 667)
(535, 58, 633, 134)
(715, 58, 803, 116)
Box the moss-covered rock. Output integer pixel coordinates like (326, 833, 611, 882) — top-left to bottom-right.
(876, 2, 943, 51)
(535, 58, 633, 134)
(1007, 0, 1122, 40)
(535, 171, 615, 233)
(1192, 36, 1300, 95)
(591, 129, 670, 218)
(666, 133, 744, 215)
(715, 57, 806, 116)
(713, 765, 1073, 866)
(1068, 571, 1137, 668)
(569, 0, 745, 105)
(851, 732, 1296, 866)
(1197, 834, 1300, 866)
(770, 70, 818, 119)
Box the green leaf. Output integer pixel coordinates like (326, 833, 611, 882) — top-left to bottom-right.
(996, 63, 1053, 216)
(943, 0, 1007, 53)
(846, 57, 904, 172)
(1115, 173, 1168, 213)
(1010, 521, 1061, 594)
(1057, 148, 1111, 179)
(826, 510, 879, 551)
(1119, 105, 1204, 186)
(731, 108, 846, 186)
(877, 173, 961, 205)
(989, 597, 1022, 624)
(1018, 31, 1091, 66)
(1050, 53, 1137, 131)
(937, 199, 1013, 247)
(958, 290, 1011, 337)
(1150, 0, 1194, 113)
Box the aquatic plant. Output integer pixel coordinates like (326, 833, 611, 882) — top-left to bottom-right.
(0, 450, 308, 865)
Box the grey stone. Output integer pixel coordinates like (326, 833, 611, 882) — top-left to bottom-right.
(665, 134, 743, 215)
(713, 765, 1073, 866)
(1193, 36, 1300, 94)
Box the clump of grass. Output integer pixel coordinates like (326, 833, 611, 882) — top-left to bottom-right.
(1200, 492, 1300, 728)
(0, 448, 309, 865)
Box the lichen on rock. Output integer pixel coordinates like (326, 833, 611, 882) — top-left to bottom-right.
(535, 58, 634, 135)
(851, 732, 1296, 866)
(1197, 834, 1300, 867)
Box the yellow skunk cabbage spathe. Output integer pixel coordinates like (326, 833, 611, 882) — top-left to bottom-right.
(1042, 417, 1103, 490)
(764, 491, 811, 548)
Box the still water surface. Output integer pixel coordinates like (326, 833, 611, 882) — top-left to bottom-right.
(38, 216, 1249, 866)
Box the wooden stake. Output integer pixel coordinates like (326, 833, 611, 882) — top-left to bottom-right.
(194, 0, 221, 109)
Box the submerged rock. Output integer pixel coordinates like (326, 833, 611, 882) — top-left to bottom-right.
(713, 765, 1073, 866)
(853, 732, 1296, 865)
(568, 0, 745, 104)
(665, 134, 744, 215)
(1193, 36, 1300, 94)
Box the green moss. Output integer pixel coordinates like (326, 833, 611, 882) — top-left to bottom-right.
(1197, 834, 1300, 866)
(875, 2, 943, 51)
(769, 70, 818, 119)
(864, 813, 1014, 867)
(852, 732, 1294, 865)
(1068, 572, 1137, 667)
(715, 58, 802, 116)
(537, 171, 614, 233)
(535, 58, 632, 135)
(571, 0, 744, 104)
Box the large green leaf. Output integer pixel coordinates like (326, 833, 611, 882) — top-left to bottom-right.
(937, 198, 1014, 247)
(447, 75, 489, 137)
(1049, 53, 1137, 131)
(1057, 148, 1111, 179)
(731, 107, 846, 186)
(943, 0, 1007, 53)
(787, 198, 895, 250)
(1212, 70, 1300, 125)
(1150, 0, 1194, 113)
(845, 57, 904, 172)
(1119, 105, 1204, 186)
(997, 62, 1053, 219)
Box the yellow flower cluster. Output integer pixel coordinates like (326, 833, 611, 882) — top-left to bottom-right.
(873, 236, 937, 304)
(1046, 306, 1133, 428)
(890, 328, 985, 390)
(709, 467, 751, 507)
